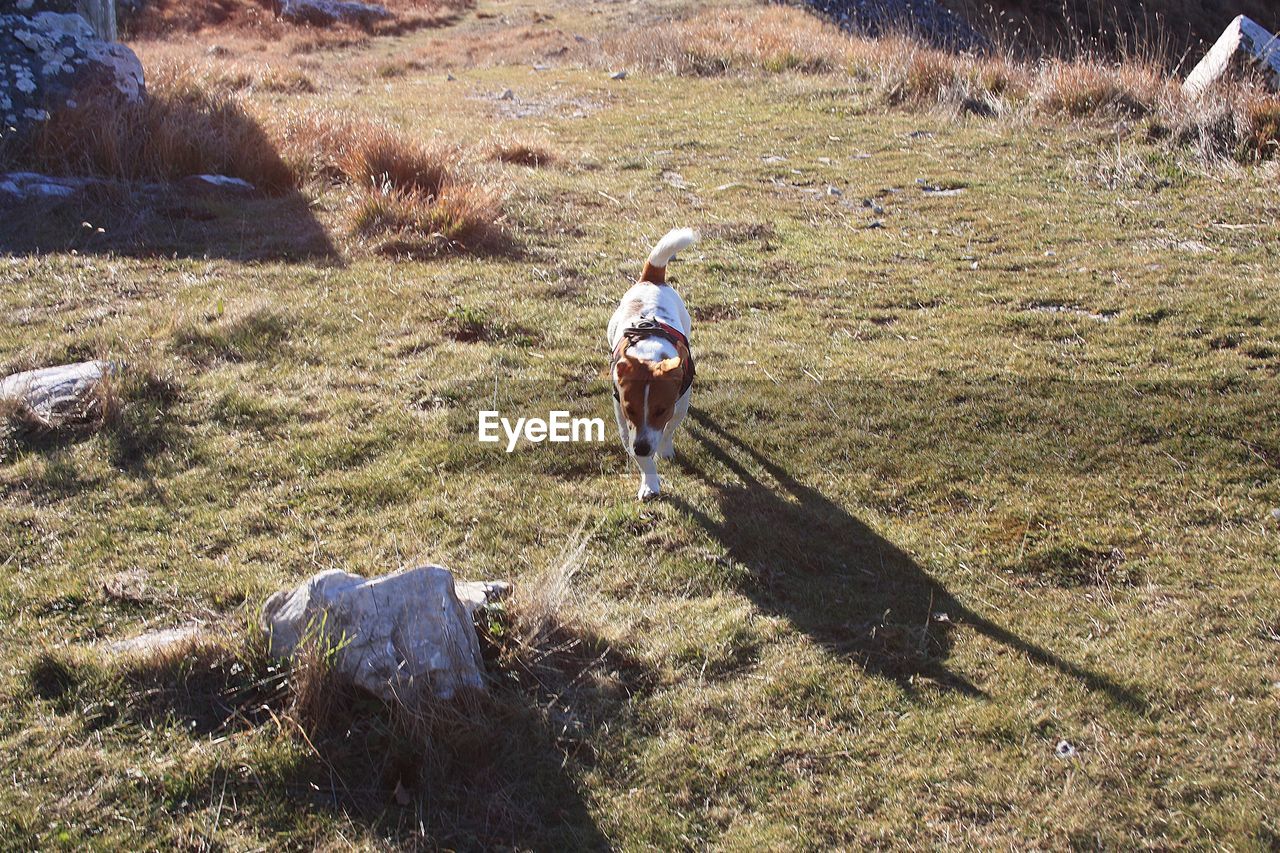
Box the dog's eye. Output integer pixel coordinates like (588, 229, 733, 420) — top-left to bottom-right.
(653, 407, 667, 417)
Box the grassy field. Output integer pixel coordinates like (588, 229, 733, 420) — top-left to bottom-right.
(1, 0, 1279, 847)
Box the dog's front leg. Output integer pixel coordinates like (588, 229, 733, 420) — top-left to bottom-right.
(616, 396, 658, 499)
(612, 395, 630, 447)
(658, 388, 691, 460)
(635, 454, 661, 501)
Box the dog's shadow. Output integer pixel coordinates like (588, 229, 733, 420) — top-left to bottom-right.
(669, 408, 1143, 709)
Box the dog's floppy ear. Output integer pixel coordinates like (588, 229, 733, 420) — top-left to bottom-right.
(615, 359, 634, 378)
(654, 357, 683, 375)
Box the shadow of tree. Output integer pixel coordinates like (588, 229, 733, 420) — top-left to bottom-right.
(670, 407, 1144, 710)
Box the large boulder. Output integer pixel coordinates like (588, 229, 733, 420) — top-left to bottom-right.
(1184, 15, 1280, 96)
(0, 360, 113, 430)
(279, 0, 392, 28)
(0, 10, 143, 139)
(261, 565, 511, 703)
(11, 0, 118, 39)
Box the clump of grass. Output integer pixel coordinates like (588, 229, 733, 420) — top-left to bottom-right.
(102, 366, 184, 467)
(274, 112, 507, 254)
(876, 43, 1030, 113)
(483, 134, 557, 167)
(1032, 60, 1165, 117)
(1012, 542, 1135, 588)
(1166, 83, 1280, 164)
(171, 304, 295, 364)
(440, 303, 535, 343)
(339, 132, 461, 195)
(507, 523, 590, 651)
(375, 58, 429, 78)
(351, 180, 503, 256)
(1, 62, 296, 192)
(611, 5, 852, 75)
(254, 67, 321, 94)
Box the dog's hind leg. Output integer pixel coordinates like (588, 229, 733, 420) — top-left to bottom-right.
(658, 388, 691, 460)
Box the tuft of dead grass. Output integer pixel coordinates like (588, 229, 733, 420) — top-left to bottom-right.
(272, 111, 506, 254)
(1164, 83, 1280, 165)
(350, 180, 504, 256)
(610, 5, 853, 76)
(483, 134, 558, 167)
(508, 522, 591, 652)
(122, 0, 473, 41)
(1, 61, 296, 191)
(338, 132, 461, 195)
(1032, 60, 1167, 117)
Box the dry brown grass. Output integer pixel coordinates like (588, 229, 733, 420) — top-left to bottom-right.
(350, 181, 504, 256)
(1162, 83, 1280, 164)
(615, 5, 1280, 164)
(508, 523, 591, 653)
(2, 57, 509, 254)
(1032, 60, 1168, 117)
(272, 111, 506, 253)
(611, 5, 852, 75)
(610, 8, 1032, 113)
(1, 62, 296, 191)
(338, 131, 461, 195)
(483, 134, 558, 167)
(123, 0, 472, 41)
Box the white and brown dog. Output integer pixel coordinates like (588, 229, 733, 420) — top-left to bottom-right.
(608, 228, 698, 500)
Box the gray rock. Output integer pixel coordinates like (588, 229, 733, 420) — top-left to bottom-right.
(279, 0, 392, 27)
(178, 173, 257, 197)
(0, 10, 143, 140)
(105, 623, 203, 656)
(0, 360, 113, 429)
(0, 170, 103, 204)
(1184, 15, 1280, 96)
(261, 565, 511, 703)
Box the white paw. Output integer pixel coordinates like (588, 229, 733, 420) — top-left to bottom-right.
(657, 444, 675, 460)
(637, 482, 660, 501)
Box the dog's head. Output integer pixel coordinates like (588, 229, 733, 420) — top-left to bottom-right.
(614, 353, 686, 458)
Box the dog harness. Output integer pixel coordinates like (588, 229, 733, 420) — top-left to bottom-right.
(610, 316, 695, 400)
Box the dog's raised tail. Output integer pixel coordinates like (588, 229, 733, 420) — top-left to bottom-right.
(640, 227, 699, 284)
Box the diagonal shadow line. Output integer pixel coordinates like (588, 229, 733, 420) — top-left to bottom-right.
(677, 406, 1146, 713)
(664, 485, 989, 700)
